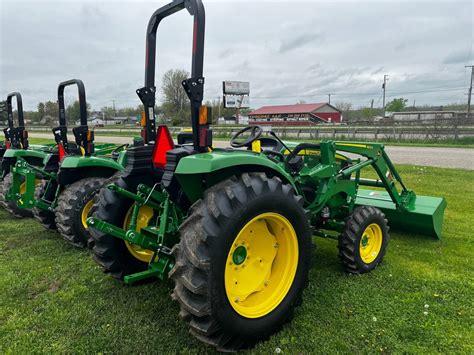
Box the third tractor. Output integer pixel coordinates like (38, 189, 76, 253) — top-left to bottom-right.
(7, 79, 129, 247)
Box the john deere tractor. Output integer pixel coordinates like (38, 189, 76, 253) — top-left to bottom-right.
(0, 92, 56, 217)
(7, 79, 128, 247)
(87, 0, 446, 350)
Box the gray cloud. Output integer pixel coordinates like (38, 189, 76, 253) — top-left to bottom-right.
(0, 0, 472, 111)
(443, 48, 472, 64)
(279, 32, 324, 53)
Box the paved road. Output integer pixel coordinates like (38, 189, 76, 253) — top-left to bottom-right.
(30, 133, 474, 170)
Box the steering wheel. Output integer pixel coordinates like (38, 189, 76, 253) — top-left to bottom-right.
(230, 125, 263, 148)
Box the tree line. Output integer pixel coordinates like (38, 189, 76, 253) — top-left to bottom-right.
(0, 69, 468, 126)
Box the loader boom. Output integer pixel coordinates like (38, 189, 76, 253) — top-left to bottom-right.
(332, 142, 445, 239)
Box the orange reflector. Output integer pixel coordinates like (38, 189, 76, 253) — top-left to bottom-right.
(140, 111, 146, 127)
(87, 130, 92, 141)
(152, 125, 174, 169)
(199, 105, 208, 125)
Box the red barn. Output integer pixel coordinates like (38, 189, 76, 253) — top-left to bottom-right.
(248, 103, 342, 125)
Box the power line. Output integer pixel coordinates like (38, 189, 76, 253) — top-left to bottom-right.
(374, 92, 383, 107)
(386, 86, 466, 95)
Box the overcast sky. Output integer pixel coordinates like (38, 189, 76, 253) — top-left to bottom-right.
(1, 0, 473, 111)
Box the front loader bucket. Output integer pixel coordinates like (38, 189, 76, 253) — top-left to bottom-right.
(355, 189, 447, 239)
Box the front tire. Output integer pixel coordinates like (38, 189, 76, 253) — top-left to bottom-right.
(55, 177, 106, 248)
(338, 206, 389, 274)
(170, 173, 312, 351)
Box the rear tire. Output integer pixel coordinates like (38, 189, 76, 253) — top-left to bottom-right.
(32, 179, 57, 230)
(0, 173, 32, 218)
(338, 206, 389, 274)
(55, 177, 106, 248)
(170, 173, 312, 351)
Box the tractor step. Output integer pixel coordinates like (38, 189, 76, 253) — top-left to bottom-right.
(355, 189, 447, 239)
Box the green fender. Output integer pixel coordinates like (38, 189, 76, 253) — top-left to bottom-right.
(60, 155, 125, 171)
(3, 148, 49, 160)
(174, 150, 296, 202)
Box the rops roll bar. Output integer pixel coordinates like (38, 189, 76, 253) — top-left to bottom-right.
(4, 92, 28, 149)
(57, 79, 87, 127)
(52, 79, 94, 156)
(138, 0, 209, 151)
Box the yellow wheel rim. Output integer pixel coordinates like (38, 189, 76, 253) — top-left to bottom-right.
(19, 182, 27, 195)
(81, 199, 95, 229)
(18, 179, 40, 205)
(123, 205, 154, 263)
(359, 223, 383, 264)
(224, 212, 299, 318)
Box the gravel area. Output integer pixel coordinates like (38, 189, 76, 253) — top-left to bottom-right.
(30, 133, 474, 170)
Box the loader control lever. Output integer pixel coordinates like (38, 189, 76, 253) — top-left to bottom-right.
(230, 125, 263, 148)
(284, 143, 321, 174)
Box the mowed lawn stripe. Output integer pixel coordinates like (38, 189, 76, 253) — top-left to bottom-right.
(0, 165, 472, 353)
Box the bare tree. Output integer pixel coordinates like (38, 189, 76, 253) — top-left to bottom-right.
(162, 69, 190, 113)
(334, 101, 353, 121)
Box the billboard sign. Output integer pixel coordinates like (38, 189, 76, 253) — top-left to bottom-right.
(223, 81, 250, 95)
(224, 95, 250, 109)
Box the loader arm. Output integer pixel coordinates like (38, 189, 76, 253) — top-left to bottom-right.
(334, 142, 414, 210)
(331, 142, 446, 239)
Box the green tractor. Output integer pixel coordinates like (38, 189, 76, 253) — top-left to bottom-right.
(87, 0, 446, 350)
(7, 79, 128, 247)
(0, 92, 56, 217)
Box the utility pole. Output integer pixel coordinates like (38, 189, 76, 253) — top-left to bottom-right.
(112, 100, 116, 117)
(466, 65, 474, 118)
(413, 99, 416, 110)
(328, 93, 332, 104)
(382, 75, 388, 116)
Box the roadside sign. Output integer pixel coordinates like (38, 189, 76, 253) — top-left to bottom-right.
(224, 95, 250, 108)
(223, 81, 250, 95)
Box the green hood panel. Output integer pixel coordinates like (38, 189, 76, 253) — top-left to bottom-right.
(3, 149, 49, 159)
(175, 150, 288, 176)
(174, 149, 294, 202)
(60, 155, 124, 171)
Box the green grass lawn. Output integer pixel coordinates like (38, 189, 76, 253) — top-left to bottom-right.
(0, 165, 473, 353)
(29, 138, 57, 145)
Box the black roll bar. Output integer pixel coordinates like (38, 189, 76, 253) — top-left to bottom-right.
(138, 0, 205, 149)
(53, 79, 93, 156)
(6, 92, 25, 128)
(5, 92, 28, 149)
(57, 79, 88, 127)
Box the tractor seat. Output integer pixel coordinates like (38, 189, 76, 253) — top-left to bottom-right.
(66, 143, 82, 156)
(177, 131, 194, 145)
(259, 137, 284, 153)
